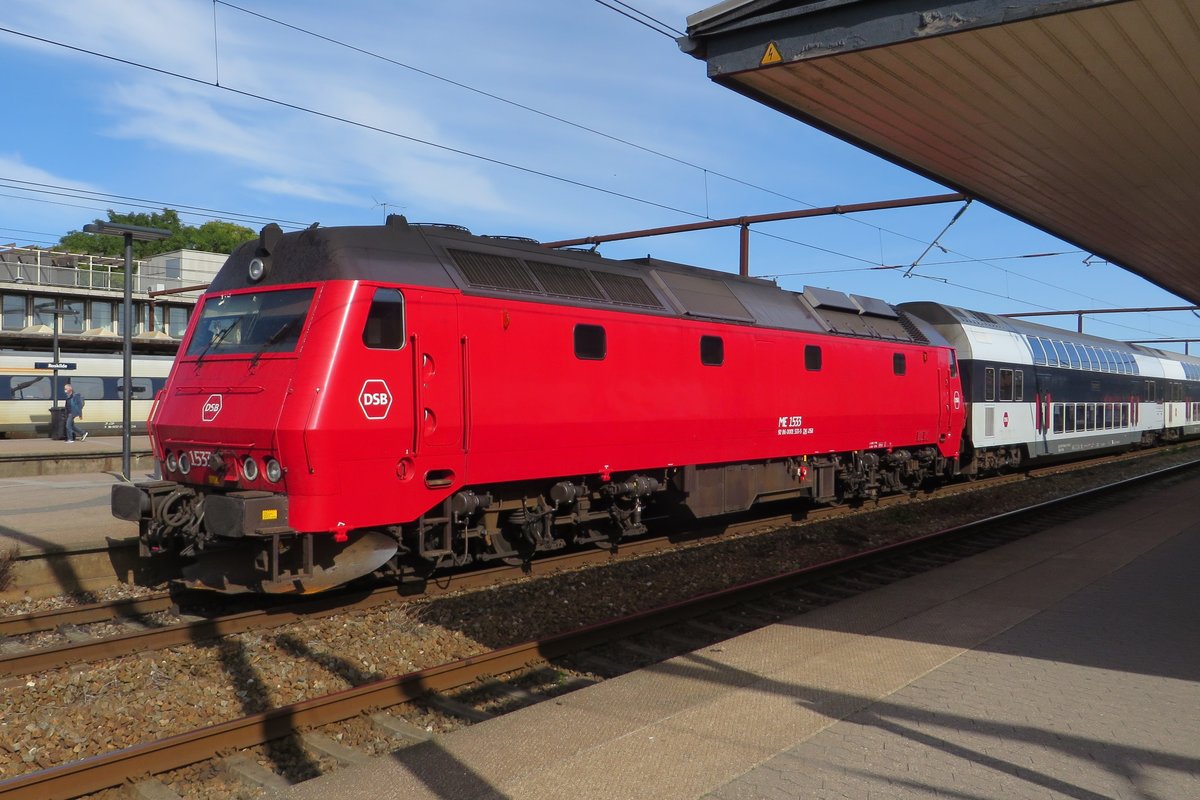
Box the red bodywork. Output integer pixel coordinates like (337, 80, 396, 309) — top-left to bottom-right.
(152, 279, 965, 535)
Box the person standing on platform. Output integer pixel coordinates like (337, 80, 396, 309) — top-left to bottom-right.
(64, 383, 87, 442)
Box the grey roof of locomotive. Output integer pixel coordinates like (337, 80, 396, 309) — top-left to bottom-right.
(210, 216, 953, 349)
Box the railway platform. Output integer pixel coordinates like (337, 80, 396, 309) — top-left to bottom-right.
(0, 433, 154, 479)
(281, 473, 1200, 799)
(0, 436, 156, 597)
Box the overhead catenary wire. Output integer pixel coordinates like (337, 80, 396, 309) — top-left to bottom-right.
(590, 0, 684, 38)
(0, 178, 311, 229)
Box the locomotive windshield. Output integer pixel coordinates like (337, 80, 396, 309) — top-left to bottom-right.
(185, 288, 315, 358)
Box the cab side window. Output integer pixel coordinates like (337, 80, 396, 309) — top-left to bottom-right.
(805, 345, 822, 371)
(700, 335, 724, 366)
(362, 288, 406, 349)
(574, 324, 606, 360)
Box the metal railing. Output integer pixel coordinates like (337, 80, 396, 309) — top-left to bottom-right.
(0, 246, 211, 297)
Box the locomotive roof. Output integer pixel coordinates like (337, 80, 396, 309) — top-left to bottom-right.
(212, 216, 952, 348)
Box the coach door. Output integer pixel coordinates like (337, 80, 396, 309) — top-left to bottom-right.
(407, 290, 466, 471)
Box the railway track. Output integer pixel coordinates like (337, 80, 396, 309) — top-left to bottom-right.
(1, 458, 1196, 799)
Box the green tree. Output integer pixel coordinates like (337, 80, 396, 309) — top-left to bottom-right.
(57, 209, 257, 258)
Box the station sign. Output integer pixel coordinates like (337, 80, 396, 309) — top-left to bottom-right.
(35, 361, 76, 370)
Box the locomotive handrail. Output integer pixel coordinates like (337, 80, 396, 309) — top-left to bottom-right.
(461, 335, 471, 454)
(410, 332, 421, 456)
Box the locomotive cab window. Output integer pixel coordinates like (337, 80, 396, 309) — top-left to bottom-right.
(574, 324, 606, 360)
(892, 352, 906, 376)
(700, 335, 724, 366)
(804, 344, 822, 371)
(362, 288, 406, 349)
(185, 288, 316, 358)
(948, 349, 958, 377)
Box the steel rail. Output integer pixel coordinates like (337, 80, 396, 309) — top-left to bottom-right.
(0, 593, 174, 636)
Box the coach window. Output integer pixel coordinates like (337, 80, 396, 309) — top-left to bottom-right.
(71, 376, 103, 401)
(574, 324, 606, 360)
(999, 369, 1013, 401)
(984, 367, 996, 401)
(805, 344, 822, 371)
(1, 295, 24, 330)
(362, 288, 406, 349)
(1039, 337, 1058, 366)
(1013, 370, 1024, 402)
(893, 353, 906, 376)
(1052, 340, 1070, 367)
(700, 335, 724, 366)
(1144, 380, 1156, 402)
(1027, 336, 1047, 365)
(118, 377, 154, 400)
(5, 375, 49, 400)
(1052, 404, 1064, 433)
(1064, 342, 1082, 369)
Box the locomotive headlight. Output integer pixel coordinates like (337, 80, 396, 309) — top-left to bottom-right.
(265, 458, 283, 483)
(178, 453, 191, 475)
(165, 452, 178, 472)
(242, 456, 260, 482)
(247, 257, 266, 282)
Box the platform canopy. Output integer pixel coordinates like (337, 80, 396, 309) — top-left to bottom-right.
(681, 0, 1200, 303)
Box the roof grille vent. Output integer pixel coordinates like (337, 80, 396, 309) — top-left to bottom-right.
(527, 260, 605, 300)
(448, 249, 539, 293)
(592, 271, 664, 308)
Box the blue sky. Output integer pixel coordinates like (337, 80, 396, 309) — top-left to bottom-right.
(3, 0, 1198, 349)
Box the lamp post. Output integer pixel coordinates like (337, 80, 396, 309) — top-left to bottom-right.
(82, 221, 171, 480)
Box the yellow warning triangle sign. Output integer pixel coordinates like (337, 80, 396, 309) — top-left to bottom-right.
(761, 42, 783, 65)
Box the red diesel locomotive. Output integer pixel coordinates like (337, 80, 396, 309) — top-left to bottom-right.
(112, 217, 965, 593)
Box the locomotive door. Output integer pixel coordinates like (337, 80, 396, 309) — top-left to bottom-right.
(407, 290, 466, 465)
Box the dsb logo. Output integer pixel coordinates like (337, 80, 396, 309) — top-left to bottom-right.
(201, 394, 223, 422)
(358, 379, 392, 420)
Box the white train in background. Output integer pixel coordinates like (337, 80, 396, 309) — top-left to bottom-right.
(0, 350, 174, 438)
(902, 302, 1200, 474)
